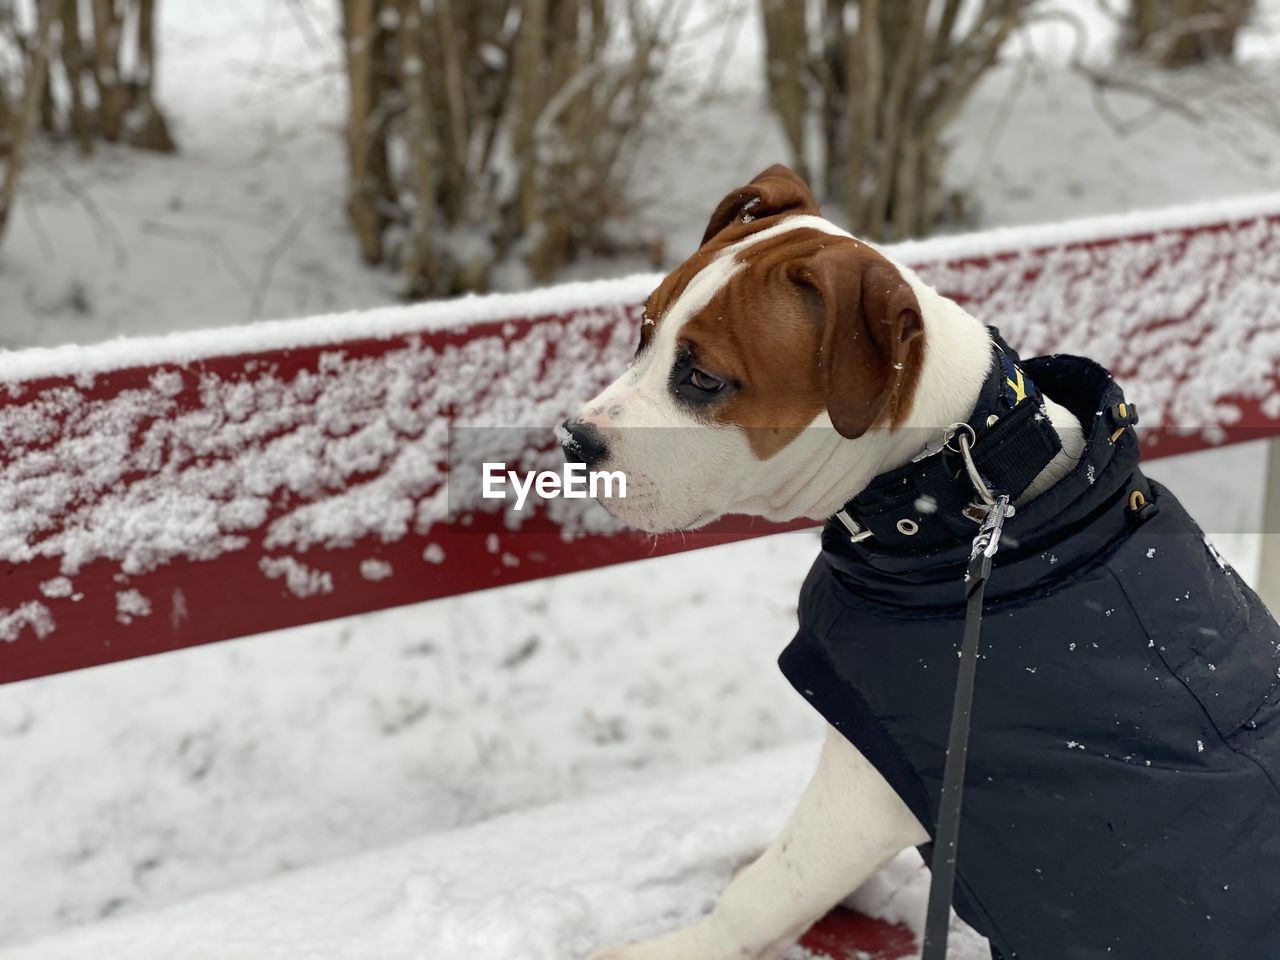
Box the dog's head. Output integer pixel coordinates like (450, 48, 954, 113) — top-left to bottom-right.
(561, 165, 927, 532)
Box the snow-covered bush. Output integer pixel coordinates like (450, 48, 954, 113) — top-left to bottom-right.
(759, 0, 1044, 242)
(340, 0, 680, 298)
(0, 0, 174, 246)
(757, 0, 1271, 242)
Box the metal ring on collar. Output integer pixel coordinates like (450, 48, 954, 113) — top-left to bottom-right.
(957, 433, 997, 507)
(943, 421, 976, 453)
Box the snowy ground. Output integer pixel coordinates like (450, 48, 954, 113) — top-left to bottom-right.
(0, 746, 991, 960)
(2, 0, 1279, 955)
(0, 529, 825, 944)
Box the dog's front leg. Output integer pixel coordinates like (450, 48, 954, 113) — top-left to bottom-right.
(591, 725, 929, 960)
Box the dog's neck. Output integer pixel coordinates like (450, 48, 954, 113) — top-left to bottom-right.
(737, 270, 1085, 522)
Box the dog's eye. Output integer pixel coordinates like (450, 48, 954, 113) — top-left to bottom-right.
(688, 368, 725, 393)
(669, 348, 734, 407)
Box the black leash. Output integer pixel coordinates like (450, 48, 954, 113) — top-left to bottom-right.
(828, 344, 1055, 954)
(920, 492, 1011, 960)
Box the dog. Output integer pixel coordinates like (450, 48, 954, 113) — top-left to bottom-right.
(560, 166, 1280, 960)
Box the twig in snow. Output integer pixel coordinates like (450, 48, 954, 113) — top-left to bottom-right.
(1077, 63, 1204, 133)
(250, 204, 315, 320)
(1016, 7, 1204, 136)
(40, 147, 129, 267)
(284, 0, 329, 54)
(19, 191, 54, 262)
(138, 221, 252, 291)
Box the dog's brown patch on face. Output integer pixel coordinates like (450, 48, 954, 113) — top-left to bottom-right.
(680, 231, 923, 458)
(639, 165, 822, 354)
(638, 165, 925, 459)
(678, 232, 831, 459)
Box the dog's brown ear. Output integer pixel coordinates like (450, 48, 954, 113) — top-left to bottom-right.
(790, 247, 924, 439)
(701, 165, 820, 246)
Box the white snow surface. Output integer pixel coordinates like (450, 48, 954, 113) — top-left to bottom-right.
(0, 293, 641, 624)
(0, 274, 657, 384)
(0, 530, 829, 946)
(0, 744, 991, 960)
(0, 746, 816, 960)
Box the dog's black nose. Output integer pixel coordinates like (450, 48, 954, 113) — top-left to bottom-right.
(559, 419, 608, 468)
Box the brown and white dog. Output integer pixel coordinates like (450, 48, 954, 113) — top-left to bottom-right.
(561, 165, 1086, 960)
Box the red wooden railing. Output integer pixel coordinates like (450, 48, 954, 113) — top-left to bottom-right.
(3, 198, 1279, 687)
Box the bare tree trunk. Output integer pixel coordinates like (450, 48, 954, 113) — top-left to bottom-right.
(38, 42, 55, 132)
(131, 0, 175, 151)
(0, 93, 11, 157)
(864, 0, 927, 237)
(396, 0, 437, 297)
(342, 0, 382, 264)
(90, 0, 124, 141)
(842, 0, 880, 223)
(512, 0, 547, 243)
(761, 0, 809, 183)
(1, 3, 21, 157)
(762, 0, 1030, 241)
(60, 0, 93, 154)
(0, 0, 61, 247)
(433, 0, 470, 229)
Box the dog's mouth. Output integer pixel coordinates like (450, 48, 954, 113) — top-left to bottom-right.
(624, 505, 722, 535)
(593, 487, 720, 534)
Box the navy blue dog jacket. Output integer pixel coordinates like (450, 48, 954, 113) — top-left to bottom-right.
(780, 338, 1280, 959)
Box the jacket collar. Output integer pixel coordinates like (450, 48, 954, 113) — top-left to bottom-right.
(831, 329, 1063, 553)
(821, 347, 1146, 609)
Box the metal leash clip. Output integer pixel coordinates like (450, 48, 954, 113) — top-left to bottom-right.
(944, 421, 1015, 523)
(965, 493, 1011, 596)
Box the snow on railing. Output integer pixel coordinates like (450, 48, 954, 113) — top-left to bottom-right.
(2, 196, 1279, 682)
